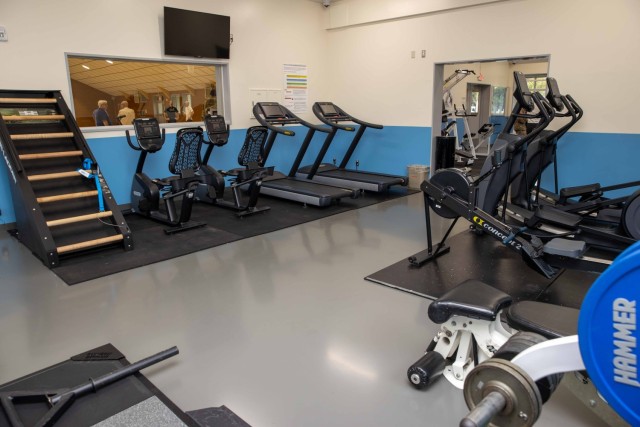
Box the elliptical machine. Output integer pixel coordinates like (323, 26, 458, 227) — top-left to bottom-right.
(195, 115, 274, 217)
(125, 118, 210, 234)
(509, 77, 640, 241)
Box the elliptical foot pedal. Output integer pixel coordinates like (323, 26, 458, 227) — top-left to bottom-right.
(543, 238, 587, 258)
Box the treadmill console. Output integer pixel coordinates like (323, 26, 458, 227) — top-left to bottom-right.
(319, 103, 340, 117)
(205, 115, 227, 135)
(259, 103, 287, 120)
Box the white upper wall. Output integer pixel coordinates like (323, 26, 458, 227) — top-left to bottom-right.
(324, 0, 640, 133)
(0, 0, 328, 129)
(1, 0, 638, 133)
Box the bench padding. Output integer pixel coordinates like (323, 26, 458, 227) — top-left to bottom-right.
(428, 279, 513, 324)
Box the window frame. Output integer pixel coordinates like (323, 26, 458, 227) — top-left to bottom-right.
(64, 52, 231, 131)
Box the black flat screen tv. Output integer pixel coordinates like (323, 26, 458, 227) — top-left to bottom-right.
(164, 7, 230, 60)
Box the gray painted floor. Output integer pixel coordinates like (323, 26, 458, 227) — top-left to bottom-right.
(0, 193, 610, 426)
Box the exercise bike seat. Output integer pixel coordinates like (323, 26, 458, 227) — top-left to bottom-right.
(428, 279, 513, 324)
(505, 301, 578, 339)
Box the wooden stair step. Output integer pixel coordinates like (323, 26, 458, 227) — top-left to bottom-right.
(0, 98, 57, 104)
(28, 170, 90, 181)
(47, 211, 113, 227)
(57, 234, 124, 255)
(2, 115, 65, 121)
(11, 132, 74, 140)
(19, 150, 83, 160)
(37, 190, 99, 204)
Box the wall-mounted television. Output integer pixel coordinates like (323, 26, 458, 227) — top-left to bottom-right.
(164, 7, 230, 60)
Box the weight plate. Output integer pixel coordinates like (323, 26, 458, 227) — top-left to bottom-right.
(463, 358, 541, 427)
(578, 240, 640, 426)
(621, 190, 640, 240)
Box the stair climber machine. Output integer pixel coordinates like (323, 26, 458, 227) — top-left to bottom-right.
(0, 89, 132, 267)
(195, 115, 274, 217)
(252, 102, 358, 207)
(408, 71, 620, 279)
(296, 102, 408, 192)
(125, 118, 216, 234)
(509, 77, 640, 243)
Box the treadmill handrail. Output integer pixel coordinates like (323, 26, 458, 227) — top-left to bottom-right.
(313, 102, 383, 130)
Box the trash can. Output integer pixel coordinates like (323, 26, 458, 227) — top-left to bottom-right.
(407, 165, 430, 189)
(434, 136, 456, 171)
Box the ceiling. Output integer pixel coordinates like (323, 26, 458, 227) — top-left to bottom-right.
(68, 57, 216, 97)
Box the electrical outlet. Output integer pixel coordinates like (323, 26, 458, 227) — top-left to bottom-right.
(0, 26, 7, 42)
(421, 50, 426, 58)
(411, 51, 415, 59)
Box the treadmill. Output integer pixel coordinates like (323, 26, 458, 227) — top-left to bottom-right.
(252, 102, 358, 207)
(296, 102, 408, 192)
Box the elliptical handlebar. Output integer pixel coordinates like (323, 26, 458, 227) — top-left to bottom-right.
(124, 129, 141, 151)
(511, 92, 555, 152)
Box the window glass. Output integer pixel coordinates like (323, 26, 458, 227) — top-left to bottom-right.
(491, 86, 507, 115)
(66, 55, 224, 127)
(526, 74, 547, 94)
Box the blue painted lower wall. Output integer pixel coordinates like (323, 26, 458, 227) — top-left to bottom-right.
(1, 127, 636, 224)
(0, 125, 431, 224)
(540, 132, 640, 198)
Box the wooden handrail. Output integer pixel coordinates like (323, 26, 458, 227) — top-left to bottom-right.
(37, 190, 99, 204)
(19, 150, 82, 160)
(0, 98, 57, 104)
(2, 115, 65, 121)
(28, 170, 90, 181)
(57, 234, 124, 254)
(12, 132, 74, 140)
(46, 211, 113, 227)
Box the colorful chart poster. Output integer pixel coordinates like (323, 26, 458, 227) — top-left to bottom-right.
(283, 64, 308, 113)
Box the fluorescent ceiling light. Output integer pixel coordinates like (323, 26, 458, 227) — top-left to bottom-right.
(82, 65, 90, 70)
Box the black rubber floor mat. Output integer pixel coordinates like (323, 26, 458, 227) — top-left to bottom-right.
(48, 188, 417, 285)
(365, 230, 558, 302)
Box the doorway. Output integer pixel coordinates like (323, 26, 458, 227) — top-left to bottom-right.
(465, 83, 491, 134)
(430, 55, 550, 172)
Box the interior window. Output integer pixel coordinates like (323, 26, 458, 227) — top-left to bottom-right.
(65, 55, 227, 127)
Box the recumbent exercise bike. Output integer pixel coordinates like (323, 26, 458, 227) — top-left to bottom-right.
(195, 115, 274, 217)
(125, 118, 217, 234)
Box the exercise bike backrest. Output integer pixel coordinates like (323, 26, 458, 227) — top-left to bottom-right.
(126, 118, 166, 153)
(170, 127, 206, 176)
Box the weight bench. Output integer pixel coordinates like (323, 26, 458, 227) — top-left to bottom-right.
(408, 279, 575, 391)
(408, 278, 629, 426)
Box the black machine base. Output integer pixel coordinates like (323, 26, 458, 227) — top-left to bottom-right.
(163, 220, 207, 235)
